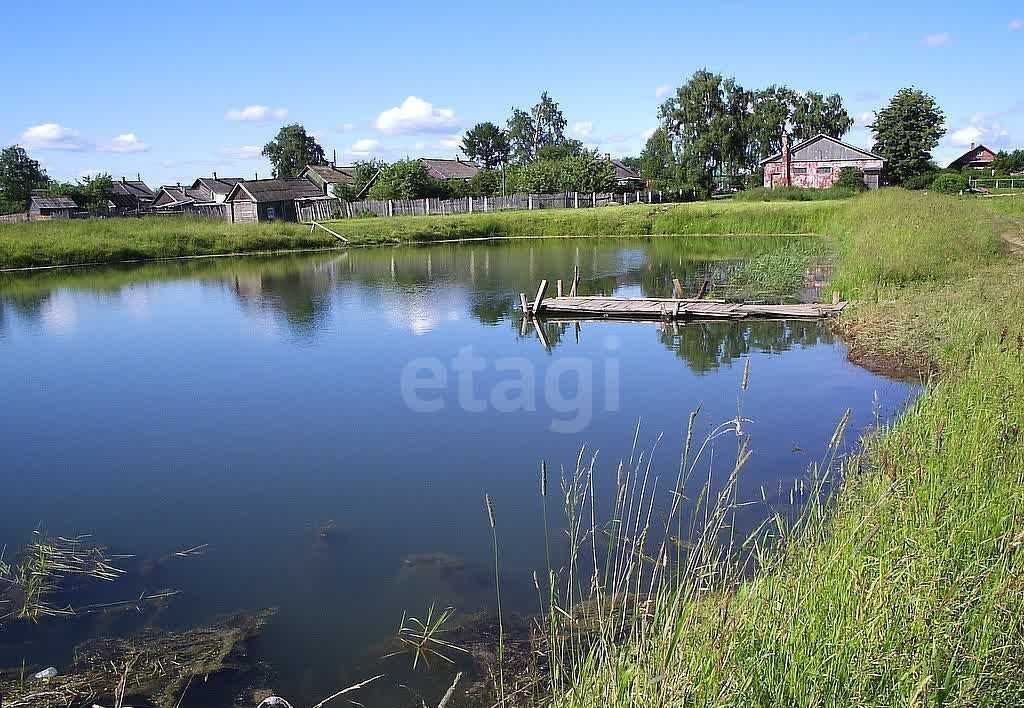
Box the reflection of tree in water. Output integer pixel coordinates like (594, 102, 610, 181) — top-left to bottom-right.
(230, 263, 334, 340)
(656, 319, 835, 373)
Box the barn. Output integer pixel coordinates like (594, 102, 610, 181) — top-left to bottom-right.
(761, 134, 886, 190)
(224, 178, 328, 223)
(29, 195, 77, 220)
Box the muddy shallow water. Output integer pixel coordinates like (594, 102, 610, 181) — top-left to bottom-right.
(0, 237, 917, 706)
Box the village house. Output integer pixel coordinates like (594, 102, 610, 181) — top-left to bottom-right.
(224, 178, 329, 223)
(608, 157, 643, 189)
(420, 158, 481, 181)
(29, 195, 77, 220)
(151, 185, 206, 209)
(107, 177, 156, 213)
(298, 163, 381, 198)
(946, 143, 997, 171)
(761, 134, 886, 190)
(190, 175, 244, 203)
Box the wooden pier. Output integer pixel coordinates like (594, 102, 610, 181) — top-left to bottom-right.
(520, 270, 846, 322)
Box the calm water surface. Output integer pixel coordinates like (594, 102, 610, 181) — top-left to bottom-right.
(0, 238, 915, 705)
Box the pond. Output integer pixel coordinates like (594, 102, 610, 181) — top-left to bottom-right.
(0, 237, 916, 706)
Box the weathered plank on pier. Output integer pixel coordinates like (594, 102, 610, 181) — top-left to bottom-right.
(525, 295, 846, 321)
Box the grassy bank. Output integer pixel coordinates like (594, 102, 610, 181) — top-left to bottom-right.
(0, 200, 842, 269)
(0, 217, 333, 269)
(534, 190, 1024, 707)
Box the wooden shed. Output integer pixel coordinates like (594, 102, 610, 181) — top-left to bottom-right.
(108, 177, 156, 213)
(29, 195, 77, 220)
(190, 175, 244, 203)
(224, 178, 328, 223)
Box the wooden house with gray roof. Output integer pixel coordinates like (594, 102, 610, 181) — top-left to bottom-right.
(107, 177, 156, 213)
(190, 175, 244, 203)
(29, 195, 77, 220)
(419, 158, 480, 181)
(224, 178, 330, 223)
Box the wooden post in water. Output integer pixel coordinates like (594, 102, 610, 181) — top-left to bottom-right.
(570, 265, 580, 296)
(519, 293, 530, 316)
(672, 278, 683, 299)
(832, 290, 840, 306)
(532, 280, 548, 316)
(556, 279, 563, 297)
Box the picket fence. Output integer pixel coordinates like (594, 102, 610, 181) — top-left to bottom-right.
(0, 212, 30, 224)
(298, 190, 668, 223)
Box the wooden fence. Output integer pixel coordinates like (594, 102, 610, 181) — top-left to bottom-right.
(0, 212, 29, 224)
(298, 190, 668, 223)
(969, 177, 1024, 191)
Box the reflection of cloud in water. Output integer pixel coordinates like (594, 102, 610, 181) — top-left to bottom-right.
(41, 294, 77, 334)
(383, 289, 463, 336)
(120, 286, 151, 320)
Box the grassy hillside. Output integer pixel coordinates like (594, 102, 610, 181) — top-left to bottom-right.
(533, 190, 1024, 707)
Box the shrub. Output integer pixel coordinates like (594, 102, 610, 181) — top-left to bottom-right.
(902, 172, 938, 190)
(931, 172, 969, 195)
(835, 167, 867, 192)
(734, 185, 858, 202)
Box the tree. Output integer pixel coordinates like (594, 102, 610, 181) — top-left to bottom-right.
(659, 70, 740, 197)
(367, 159, 442, 200)
(638, 128, 682, 189)
(461, 122, 510, 169)
(51, 173, 114, 211)
(506, 92, 569, 164)
(792, 92, 854, 141)
(261, 124, 326, 178)
(506, 150, 614, 193)
(870, 88, 945, 184)
(993, 150, 1024, 175)
(333, 160, 385, 200)
(0, 145, 48, 214)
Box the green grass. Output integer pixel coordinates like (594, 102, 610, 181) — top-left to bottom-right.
(526, 189, 1024, 707)
(734, 185, 861, 202)
(0, 217, 335, 269)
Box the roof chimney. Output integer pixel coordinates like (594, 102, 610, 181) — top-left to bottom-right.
(255, 172, 259, 181)
(970, 142, 975, 150)
(121, 176, 126, 184)
(332, 149, 337, 167)
(213, 171, 218, 180)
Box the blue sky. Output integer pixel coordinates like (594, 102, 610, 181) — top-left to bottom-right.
(6, 1, 1023, 186)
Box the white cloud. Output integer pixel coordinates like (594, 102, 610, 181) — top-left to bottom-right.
(440, 134, 461, 150)
(349, 138, 380, 156)
(218, 145, 263, 160)
(947, 112, 1011, 149)
(1010, 19, 1023, 31)
(224, 105, 288, 122)
(101, 133, 149, 153)
(856, 111, 875, 126)
(20, 123, 89, 151)
(655, 84, 672, 99)
(920, 32, 953, 48)
(338, 122, 355, 132)
(572, 121, 594, 139)
(375, 96, 458, 135)
(950, 126, 984, 146)
(641, 127, 657, 140)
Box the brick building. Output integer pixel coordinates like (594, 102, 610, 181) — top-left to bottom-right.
(762, 134, 886, 190)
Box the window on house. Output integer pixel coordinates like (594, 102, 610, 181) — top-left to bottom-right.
(266, 206, 276, 220)
(817, 166, 832, 175)
(793, 167, 808, 175)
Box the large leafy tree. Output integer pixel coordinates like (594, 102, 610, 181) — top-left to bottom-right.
(659, 70, 744, 197)
(506, 92, 569, 164)
(333, 160, 385, 200)
(746, 86, 853, 163)
(792, 92, 854, 141)
(262, 124, 326, 178)
(993, 150, 1024, 175)
(638, 128, 682, 189)
(506, 150, 614, 193)
(0, 145, 48, 214)
(870, 88, 945, 184)
(367, 159, 443, 200)
(461, 122, 510, 169)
